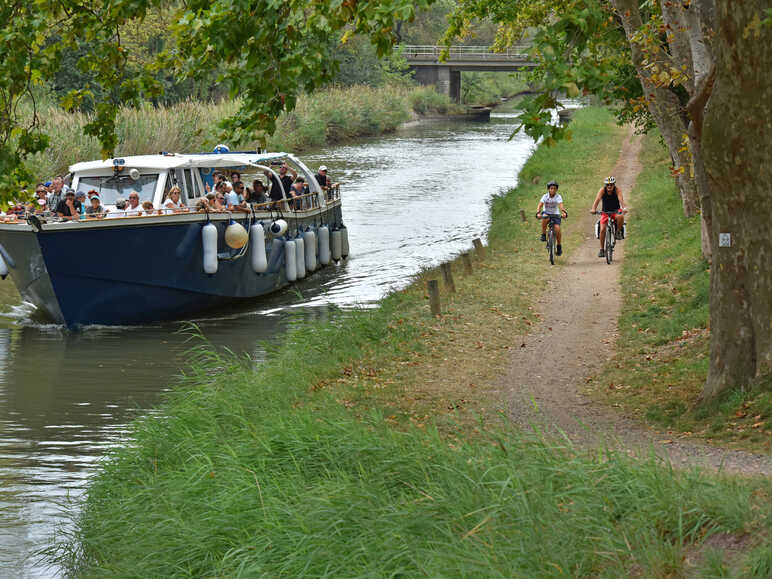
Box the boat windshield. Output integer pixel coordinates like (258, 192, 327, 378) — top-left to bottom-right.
(76, 174, 158, 205)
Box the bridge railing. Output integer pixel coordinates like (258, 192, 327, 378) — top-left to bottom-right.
(396, 45, 532, 61)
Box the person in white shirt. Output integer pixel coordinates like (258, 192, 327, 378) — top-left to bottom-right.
(536, 180, 568, 256)
(106, 198, 127, 219)
(163, 186, 187, 214)
(124, 192, 142, 216)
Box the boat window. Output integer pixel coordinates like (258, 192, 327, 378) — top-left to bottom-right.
(184, 169, 199, 200)
(77, 174, 158, 206)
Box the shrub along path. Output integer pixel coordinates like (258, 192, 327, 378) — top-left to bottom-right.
(496, 130, 772, 477)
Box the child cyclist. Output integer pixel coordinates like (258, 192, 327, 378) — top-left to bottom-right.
(536, 180, 568, 256)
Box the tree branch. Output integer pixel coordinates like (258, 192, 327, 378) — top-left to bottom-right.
(686, 60, 716, 141)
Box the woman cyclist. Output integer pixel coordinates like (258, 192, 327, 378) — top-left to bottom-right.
(590, 176, 627, 258)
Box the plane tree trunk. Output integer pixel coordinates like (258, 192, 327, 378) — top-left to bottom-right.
(700, 0, 772, 401)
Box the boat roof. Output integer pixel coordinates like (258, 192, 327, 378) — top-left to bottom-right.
(69, 151, 289, 173)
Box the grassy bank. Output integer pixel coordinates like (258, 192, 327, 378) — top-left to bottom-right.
(50, 109, 771, 577)
(28, 84, 454, 179)
(589, 134, 772, 453)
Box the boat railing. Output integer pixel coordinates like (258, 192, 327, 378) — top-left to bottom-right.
(4, 190, 342, 225)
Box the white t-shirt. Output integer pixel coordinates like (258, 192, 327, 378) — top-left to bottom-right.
(163, 198, 184, 214)
(540, 193, 563, 215)
(124, 205, 142, 216)
(106, 209, 125, 219)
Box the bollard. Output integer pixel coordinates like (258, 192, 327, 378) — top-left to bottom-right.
(441, 262, 456, 293)
(520, 209, 527, 222)
(472, 238, 486, 259)
(462, 252, 473, 275)
(427, 279, 441, 316)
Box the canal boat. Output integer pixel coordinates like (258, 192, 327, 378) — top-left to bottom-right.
(0, 149, 348, 327)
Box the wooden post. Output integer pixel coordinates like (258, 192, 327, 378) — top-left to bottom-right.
(427, 280, 441, 316)
(472, 238, 486, 258)
(461, 252, 473, 275)
(441, 263, 456, 293)
(520, 209, 527, 222)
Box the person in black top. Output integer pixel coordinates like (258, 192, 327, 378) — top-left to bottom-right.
(315, 165, 328, 189)
(55, 190, 81, 221)
(590, 176, 627, 257)
(277, 163, 296, 198)
(263, 170, 284, 202)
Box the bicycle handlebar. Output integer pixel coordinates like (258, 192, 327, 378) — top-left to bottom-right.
(591, 209, 627, 215)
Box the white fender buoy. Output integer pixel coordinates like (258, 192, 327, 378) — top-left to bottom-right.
(250, 223, 268, 273)
(0, 253, 8, 279)
(318, 225, 330, 265)
(225, 220, 248, 249)
(270, 219, 288, 237)
(303, 229, 317, 271)
(284, 240, 297, 282)
(331, 228, 342, 262)
(340, 225, 349, 259)
(202, 223, 218, 274)
(295, 235, 306, 279)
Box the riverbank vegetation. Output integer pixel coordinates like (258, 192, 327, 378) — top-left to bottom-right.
(591, 134, 772, 453)
(50, 108, 771, 576)
(29, 84, 455, 180)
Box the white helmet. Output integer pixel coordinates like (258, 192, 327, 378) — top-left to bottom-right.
(604, 176, 616, 185)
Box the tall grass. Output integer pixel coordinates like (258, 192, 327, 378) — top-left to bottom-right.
(28, 84, 453, 180)
(46, 109, 770, 577)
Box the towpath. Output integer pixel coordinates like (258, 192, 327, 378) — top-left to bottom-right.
(495, 131, 772, 477)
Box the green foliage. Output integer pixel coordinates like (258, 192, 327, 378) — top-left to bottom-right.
(443, 1, 652, 141)
(0, 0, 434, 200)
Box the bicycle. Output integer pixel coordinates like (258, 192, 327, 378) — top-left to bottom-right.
(592, 210, 624, 264)
(537, 211, 567, 265)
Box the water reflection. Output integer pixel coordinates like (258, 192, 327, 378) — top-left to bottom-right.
(0, 113, 535, 576)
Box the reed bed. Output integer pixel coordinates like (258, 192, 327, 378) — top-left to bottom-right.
(46, 108, 771, 577)
(28, 84, 453, 180)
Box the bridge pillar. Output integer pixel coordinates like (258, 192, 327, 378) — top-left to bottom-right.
(410, 66, 462, 103)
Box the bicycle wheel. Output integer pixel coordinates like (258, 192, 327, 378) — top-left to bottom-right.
(548, 228, 555, 265)
(605, 224, 613, 264)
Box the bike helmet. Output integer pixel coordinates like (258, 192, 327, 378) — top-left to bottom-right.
(546, 180, 559, 190)
(604, 176, 616, 185)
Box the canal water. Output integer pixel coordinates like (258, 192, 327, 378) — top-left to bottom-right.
(0, 112, 538, 576)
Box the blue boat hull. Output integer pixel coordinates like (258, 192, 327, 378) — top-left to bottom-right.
(0, 208, 343, 327)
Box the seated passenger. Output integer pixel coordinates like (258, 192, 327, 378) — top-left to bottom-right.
(85, 196, 105, 219)
(251, 180, 269, 205)
(225, 181, 243, 210)
(107, 198, 127, 219)
(55, 190, 81, 221)
(142, 200, 156, 215)
(163, 186, 186, 214)
(124, 193, 142, 216)
(289, 177, 307, 210)
(75, 191, 87, 218)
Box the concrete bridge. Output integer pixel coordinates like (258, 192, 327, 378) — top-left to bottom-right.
(398, 45, 536, 103)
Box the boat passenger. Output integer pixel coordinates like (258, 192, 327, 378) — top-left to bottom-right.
(85, 196, 105, 219)
(55, 190, 81, 221)
(46, 176, 65, 211)
(208, 170, 232, 193)
(142, 201, 156, 216)
(264, 169, 284, 203)
(251, 180, 269, 205)
(163, 186, 186, 214)
(223, 181, 244, 211)
(289, 177, 307, 210)
(230, 171, 241, 184)
(124, 193, 142, 216)
(75, 191, 87, 219)
(107, 198, 127, 219)
(315, 165, 329, 189)
(278, 163, 296, 198)
(33, 185, 48, 213)
(214, 193, 227, 212)
(86, 189, 99, 204)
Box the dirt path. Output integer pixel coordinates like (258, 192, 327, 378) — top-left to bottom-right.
(496, 131, 772, 477)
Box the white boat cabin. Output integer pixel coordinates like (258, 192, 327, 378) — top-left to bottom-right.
(69, 151, 326, 213)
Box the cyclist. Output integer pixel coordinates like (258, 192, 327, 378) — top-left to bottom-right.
(591, 176, 627, 258)
(536, 180, 568, 256)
